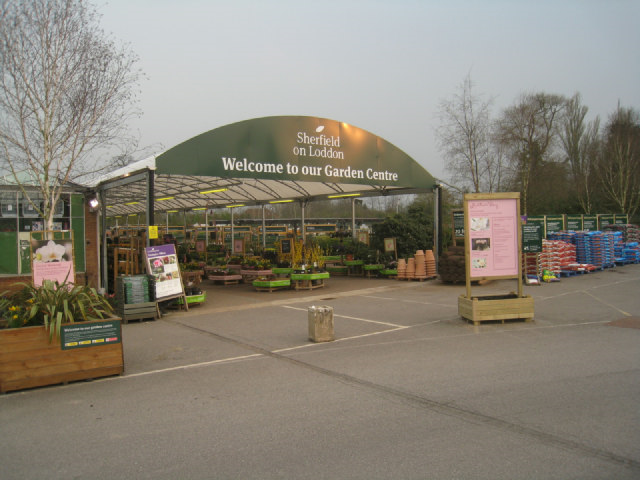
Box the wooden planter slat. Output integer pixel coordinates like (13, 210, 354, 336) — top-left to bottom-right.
(0, 320, 124, 393)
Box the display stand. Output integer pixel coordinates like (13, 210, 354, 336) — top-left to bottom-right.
(458, 193, 534, 325)
(363, 264, 384, 278)
(344, 259, 364, 276)
(290, 272, 330, 290)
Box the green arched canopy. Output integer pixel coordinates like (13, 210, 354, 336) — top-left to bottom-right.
(96, 116, 436, 216)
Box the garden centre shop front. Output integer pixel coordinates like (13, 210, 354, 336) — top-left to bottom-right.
(93, 116, 439, 293)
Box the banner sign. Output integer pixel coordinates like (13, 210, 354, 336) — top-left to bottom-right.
(598, 214, 614, 230)
(453, 210, 465, 238)
(31, 239, 74, 287)
(384, 238, 397, 253)
(155, 116, 436, 189)
(545, 215, 565, 236)
(467, 196, 520, 278)
(61, 320, 121, 350)
(566, 215, 583, 231)
(521, 220, 543, 253)
(583, 215, 597, 231)
(615, 214, 629, 225)
(144, 244, 184, 300)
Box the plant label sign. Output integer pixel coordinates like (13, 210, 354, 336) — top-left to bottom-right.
(61, 320, 122, 350)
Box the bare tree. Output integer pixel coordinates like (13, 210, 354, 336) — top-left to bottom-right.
(560, 93, 600, 214)
(436, 74, 497, 193)
(598, 105, 640, 218)
(495, 92, 565, 214)
(0, 0, 141, 230)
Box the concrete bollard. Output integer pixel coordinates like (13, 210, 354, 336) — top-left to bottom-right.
(308, 305, 334, 342)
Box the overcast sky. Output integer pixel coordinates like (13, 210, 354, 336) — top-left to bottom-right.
(99, 0, 640, 181)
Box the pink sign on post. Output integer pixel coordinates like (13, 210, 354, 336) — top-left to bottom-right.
(32, 239, 75, 286)
(467, 198, 519, 278)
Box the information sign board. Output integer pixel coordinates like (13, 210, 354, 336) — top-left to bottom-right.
(566, 215, 583, 231)
(144, 244, 184, 301)
(453, 210, 465, 238)
(521, 222, 542, 253)
(583, 215, 597, 231)
(598, 214, 614, 230)
(545, 215, 565, 236)
(614, 214, 629, 225)
(61, 320, 121, 350)
(466, 196, 519, 278)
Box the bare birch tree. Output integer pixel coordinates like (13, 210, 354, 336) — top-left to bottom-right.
(598, 105, 640, 218)
(0, 0, 141, 230)
(436, 74, 497, 193)
(560, 93, 600, 214)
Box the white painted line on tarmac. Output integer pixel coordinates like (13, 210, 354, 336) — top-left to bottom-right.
(359, 294, 456, 309)
(281, 305, 403, 327)
(122, 353, 264, 378)
(583, 292, 631, 316)
(273, 326, 410, 354)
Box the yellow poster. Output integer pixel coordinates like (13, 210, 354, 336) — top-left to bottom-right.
(148, 225, 158, 239)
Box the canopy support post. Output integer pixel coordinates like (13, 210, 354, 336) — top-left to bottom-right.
(300, 200, 306, 243)
(433, 183, 443, 271)
(146, 169, 154, 248)
(351, 197, 356, 239)
(231, 208, 234, 254)
(99, 189, 108, 293)
(261, 204, 266, 250)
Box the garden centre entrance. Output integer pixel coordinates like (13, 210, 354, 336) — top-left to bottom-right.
(92, 116, 438, 293)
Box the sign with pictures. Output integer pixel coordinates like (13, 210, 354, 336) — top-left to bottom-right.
(144, 244, 184, 301)
(31, 238, 74, 286)
(384, 238, 396, 253)
(466, 194, 520, 279)
(233, 238, 245, 254)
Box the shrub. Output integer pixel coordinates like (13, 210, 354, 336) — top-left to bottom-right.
(1, 280, 115, 341)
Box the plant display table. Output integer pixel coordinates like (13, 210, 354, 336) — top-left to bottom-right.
(363, 264, 384, 278)
(271, 268, 293, 277)
(240, 269, 272, 283)
(290, 272, 330, 290)
(322, 255, 343, 268)
(252, 278, 291, 292)
(181, 270, 204, 285)
(177, 292, 207, 306)
(326, 265, 348, 275)
(380, 269, 398, 278)
(344, 259, 364, 276)
(208, 274, 243, 285)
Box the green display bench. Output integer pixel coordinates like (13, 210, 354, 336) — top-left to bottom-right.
(253, 278, 291, 292)
(344, 259, 364, 276)
(363, 264, 384, 278)
(322, 255, 343, 268)
(290, 272, 330, 290)
(380, 269, 398, 278)
(177, 292, 206, 306)
(271, 268, 293, 277)
(326, 265, 348, 275)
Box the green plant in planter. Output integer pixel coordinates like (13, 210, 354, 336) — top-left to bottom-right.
(7, 280, 115, 341)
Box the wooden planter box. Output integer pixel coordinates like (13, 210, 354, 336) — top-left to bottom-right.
(458, 293, 534, 325)
(0, 319, 124, 393)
